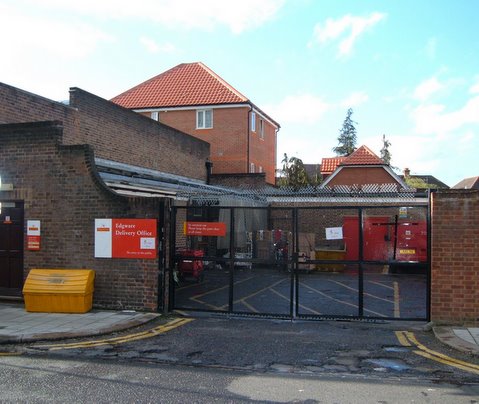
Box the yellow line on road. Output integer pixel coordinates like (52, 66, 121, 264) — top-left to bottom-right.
(36, 318, 194, 351)
(302, 283, 386, 317)
(394, 331, 412, 346)
(393, 281, 400, 318)
(395, 330, 479, 375)
(0, 352, 21, 356)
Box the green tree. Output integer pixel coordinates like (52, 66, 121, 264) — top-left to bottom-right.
(277, 153, 309, 190)
(333, 108, 357, 156)
(380, 134, 392, 165)
(404, 176, 438, 190)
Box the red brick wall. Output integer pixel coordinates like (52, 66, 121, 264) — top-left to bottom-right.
(139, 107, 277, 184)
(327, 167, 399, 187)
(431, 190, 479, 324)
(0, 122, 165, 311)
(0, 83, 209, 181)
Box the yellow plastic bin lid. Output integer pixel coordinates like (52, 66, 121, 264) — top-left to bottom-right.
(23, 269, 95, 295)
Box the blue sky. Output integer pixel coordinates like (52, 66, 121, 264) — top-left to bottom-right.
(1, 0, 478, 187)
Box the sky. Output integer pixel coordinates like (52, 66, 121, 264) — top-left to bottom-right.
(1, 0, 478, 187)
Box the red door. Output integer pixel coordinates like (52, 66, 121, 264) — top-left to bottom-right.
(343, 216, 392, 261)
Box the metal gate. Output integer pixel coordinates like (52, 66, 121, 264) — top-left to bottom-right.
(170, 202, 430, 321)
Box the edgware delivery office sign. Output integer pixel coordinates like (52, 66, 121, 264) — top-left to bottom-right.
(94, 219, 157, 259)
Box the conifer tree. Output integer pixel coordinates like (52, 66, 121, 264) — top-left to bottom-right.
(333, 108, 357, 156)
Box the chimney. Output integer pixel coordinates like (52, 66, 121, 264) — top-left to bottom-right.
(403, 168, 410, 178)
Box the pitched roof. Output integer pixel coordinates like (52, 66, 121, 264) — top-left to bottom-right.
(452, 176, 479, 189)
(340, 145, 385, 166)
(320, 157, 346, 174)
(111, 62, 249, 109)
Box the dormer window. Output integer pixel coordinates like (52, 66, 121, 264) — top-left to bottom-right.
(197, 109, 213, 129)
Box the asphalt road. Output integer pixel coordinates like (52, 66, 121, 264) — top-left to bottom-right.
(174, 268, 427, 319)
(8, 316, 479, 384)
(1, 354, 478, 403)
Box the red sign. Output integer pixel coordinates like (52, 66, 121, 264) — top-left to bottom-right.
(112, 219, 157, 259)
(95, 219, 157, 259)
(184, 221, 226, 237)
(27, 235, 41, 251)
(27, 220, 41, 251)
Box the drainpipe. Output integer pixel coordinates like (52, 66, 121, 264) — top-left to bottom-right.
(205, 159, 213, 184)
(247, 104, 252, 174)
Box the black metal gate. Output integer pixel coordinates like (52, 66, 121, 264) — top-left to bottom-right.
(170, 201, 430, 321)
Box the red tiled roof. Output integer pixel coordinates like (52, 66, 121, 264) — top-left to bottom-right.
(340, 145, 385, 166)
(111, 62, 249, 109)
(320, 157, 346, 174)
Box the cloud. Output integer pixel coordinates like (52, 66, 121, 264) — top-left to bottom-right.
(411, 96, 479, 134)
(15, 0, 285, 34)
(0, 3, 113, 60)
(264, 94, 331, 125)
(139, 37, 176, 54)
(470, 80, 479, 94)
(413, 77, 444, 101)
(309, 12, 386, 57)
(340, 91, 369, 107)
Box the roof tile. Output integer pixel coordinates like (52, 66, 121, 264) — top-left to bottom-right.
(111, 62, 249, 109)
(320, 157, 346, 174)
(340, 145, 385, 166)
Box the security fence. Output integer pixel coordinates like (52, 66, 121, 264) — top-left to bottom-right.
(169, 189, 430, 320)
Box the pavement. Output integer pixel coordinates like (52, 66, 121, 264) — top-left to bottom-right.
(0, 301, 159, 344)
(0, 301, 478, 357)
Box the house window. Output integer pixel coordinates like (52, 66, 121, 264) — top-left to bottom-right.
(197, 109, 213, 129)
(151, 111, 159, 121)
(251, 112, 256, 132)
(250, 163, 255, 173)
(259, 119, 264, 139)
(259, 166, 263, 173)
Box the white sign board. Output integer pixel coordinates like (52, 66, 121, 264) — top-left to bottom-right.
(325, 227, 343, 240)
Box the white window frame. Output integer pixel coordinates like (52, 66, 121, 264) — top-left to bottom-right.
(259, 119, 264, 140)
(196, 109, 213, 129)
(251, 112, 256, 132)
(250, 163, 255, 173)
(151, 111, 159, 121)
(259, 166, 263, 173)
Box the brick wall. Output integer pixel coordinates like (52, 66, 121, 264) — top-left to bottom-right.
(0, 121, 164, 311)
(0, 82, 209, 181)
(139, 106, 277, 184)
(327, 167, 400, 187)
(431, 189, 479, 324)
(210, 173, 267, 189)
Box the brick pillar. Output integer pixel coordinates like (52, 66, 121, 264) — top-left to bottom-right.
(431, 189, 479, 324)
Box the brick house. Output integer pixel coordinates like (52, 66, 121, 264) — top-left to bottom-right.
(111, 62, 280, 185)
(320, 145, 407, 190)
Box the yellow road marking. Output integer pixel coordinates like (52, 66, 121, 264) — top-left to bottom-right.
(269, 287, 321, 315)
(218, 278, 287, 310)
(190, 276, 256, 299)
(368, 281, 394, 290)
(393, 281, 400, 318)
(0, 352, 21, 356)
(394, 330, 412, 346)
(302, 283, 386, 317)
(36, 318, 194, 351)
(395, 330, 479, 375)
(330, 280, 395, 305)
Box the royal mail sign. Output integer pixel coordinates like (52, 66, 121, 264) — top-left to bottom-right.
(94, 219, 157, 259)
